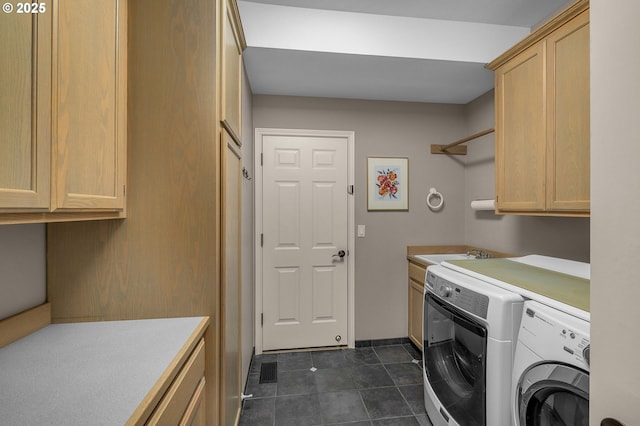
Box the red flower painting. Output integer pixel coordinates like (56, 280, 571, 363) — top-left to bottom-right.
(376, 168, 399, 199)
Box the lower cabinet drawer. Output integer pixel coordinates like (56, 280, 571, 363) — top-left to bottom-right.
(181, 377, 206, 426)
(147, 338, 205, 425)
(408, 261, 427, 284)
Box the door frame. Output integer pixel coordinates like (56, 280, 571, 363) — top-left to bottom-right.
(254, 128, 355, 354)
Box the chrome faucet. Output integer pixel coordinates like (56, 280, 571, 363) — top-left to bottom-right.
(466, 248, 491, 259)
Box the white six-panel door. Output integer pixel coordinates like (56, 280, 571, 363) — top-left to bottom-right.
(259, 130, 353, 351)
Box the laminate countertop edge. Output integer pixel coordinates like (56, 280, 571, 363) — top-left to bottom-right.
(0, 316, 209, 426)
(407, 245, 514, 267)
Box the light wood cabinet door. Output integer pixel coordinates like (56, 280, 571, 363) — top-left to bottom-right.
(491, 1, 589, 216)
(221, 129, 242, 426)
(408, 261, 427, 351)
(408, 280, 424, 350)
(146, 339, 206, 426)
(494, 43, 546, 213)
(181, 378, 206, 426)
(546, 10, 590, 212)
(0, 5, 51, 211)
(220, 0, 245, 140)
(52, 0, 126, 211)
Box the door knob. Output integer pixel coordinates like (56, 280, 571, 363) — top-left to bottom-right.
(332, 250, 346, 259)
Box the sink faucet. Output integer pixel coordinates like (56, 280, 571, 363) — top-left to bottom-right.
(466, 248, 491, 259)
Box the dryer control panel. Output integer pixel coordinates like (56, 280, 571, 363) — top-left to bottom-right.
(520, 300, 590, 370)
(427, 270, 489, 319)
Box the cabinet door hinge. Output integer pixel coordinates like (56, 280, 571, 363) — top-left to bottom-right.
(123, 185, 126, 196)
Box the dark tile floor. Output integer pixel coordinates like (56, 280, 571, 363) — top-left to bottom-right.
(239, 343, 433, 426)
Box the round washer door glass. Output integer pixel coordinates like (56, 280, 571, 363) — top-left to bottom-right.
(518, 363, 589, 426)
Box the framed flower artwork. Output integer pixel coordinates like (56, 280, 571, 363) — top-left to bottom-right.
(367, 157, 409, 211)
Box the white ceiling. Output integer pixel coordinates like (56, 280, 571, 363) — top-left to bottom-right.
(238, 0, 573, 104)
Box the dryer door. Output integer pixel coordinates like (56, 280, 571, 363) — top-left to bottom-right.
(423, 292, 488, 425)
(517, 363, 589, 426)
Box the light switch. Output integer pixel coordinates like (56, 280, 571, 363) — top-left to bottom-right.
(357, 225, 366, 238)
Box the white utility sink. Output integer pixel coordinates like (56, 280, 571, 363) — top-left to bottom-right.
(413, 253, 475, 264)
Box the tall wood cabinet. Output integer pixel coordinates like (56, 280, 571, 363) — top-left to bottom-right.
(487, 0, 590, 216)
(47, 1, 246, 425)
(219, 1, 246, 424)
(0, 0, 127, 223)
(221, 130, 243, 426)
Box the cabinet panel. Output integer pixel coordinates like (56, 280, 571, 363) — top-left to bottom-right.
(408, 261, 427, 284)
(546, 10, 590, 211)
(221, 0, 244, 139)
(53, 0, 126, 210)
(495, 43, 546, 212)
(221, 129, 242, 426)
(181, 378, 206, 426)
(490, 0, 589, 217)
(147, 338, 205, 425)
(408, 261, 426, 351)
(0, 7, 51, 210)
(409, 279, 424, 350)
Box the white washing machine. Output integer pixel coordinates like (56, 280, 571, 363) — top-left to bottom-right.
(423, 264, 524, 426)
(512, 300, 590, 426)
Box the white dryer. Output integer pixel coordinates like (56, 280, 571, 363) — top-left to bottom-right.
(422, 264, 524, 426)
(512, 300, 590, 426)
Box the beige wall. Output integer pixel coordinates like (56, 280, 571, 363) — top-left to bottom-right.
(463, 90, 590, 262)
(590, 0, 640, 423)
(0, 224, 46, 320)
(252, 93, 591, 342)
(253, 95, 468, 340)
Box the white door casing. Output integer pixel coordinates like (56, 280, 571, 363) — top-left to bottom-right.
(255, 128, 355, 353)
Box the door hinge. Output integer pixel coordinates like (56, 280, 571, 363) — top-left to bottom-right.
(261, 313, 264, 326)
(261, 233, 264, 247)
(123, 185, 126, 196)
(261, 153, 263, 166)
(347, 185, 354, 194)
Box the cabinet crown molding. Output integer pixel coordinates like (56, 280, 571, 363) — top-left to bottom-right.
(486, 0, 589, 70)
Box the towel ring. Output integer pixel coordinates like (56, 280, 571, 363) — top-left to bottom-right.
(427, 187, 444, 211)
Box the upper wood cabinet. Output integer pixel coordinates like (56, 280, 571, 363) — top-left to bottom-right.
(220, 0, 246, 141)
(0, 0, 127, 223)
(487, 0, 590, 216)
(0, 3, 52, 211)
(52, 0, 127, 212)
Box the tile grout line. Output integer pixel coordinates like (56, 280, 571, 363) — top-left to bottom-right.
(241, 345, 427, 425)
(374, 344, 424, 423)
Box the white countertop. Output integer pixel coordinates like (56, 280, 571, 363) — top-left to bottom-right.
(0, 316, 207, 426)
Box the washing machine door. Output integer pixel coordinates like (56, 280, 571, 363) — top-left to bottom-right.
(517, 363, 589, 426)
(423, 292, 488, 425)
